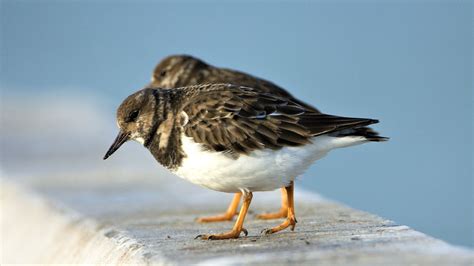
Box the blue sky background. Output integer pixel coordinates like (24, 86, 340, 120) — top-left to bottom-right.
(1, 1, 472, 247)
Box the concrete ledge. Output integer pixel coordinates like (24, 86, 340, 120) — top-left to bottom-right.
(1, 180, 145, 264)
(1, 176, 473, 265)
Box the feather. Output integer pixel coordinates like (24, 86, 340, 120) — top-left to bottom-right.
(175, 84, 383, 156)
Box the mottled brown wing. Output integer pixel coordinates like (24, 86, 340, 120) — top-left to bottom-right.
(211, 68, 321, 113)
(153, 55, 320, 113)
(179, 84, 377, 156)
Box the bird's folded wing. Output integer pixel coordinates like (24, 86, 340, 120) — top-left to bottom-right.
(216, 68, 321, 113)
(178, 84, 378, 156)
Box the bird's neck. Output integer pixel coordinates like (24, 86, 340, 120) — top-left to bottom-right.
(147, 117, 185, 171)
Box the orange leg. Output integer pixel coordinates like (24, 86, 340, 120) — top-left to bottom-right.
(196, 193, 241, 223)
(196, 192, 253, 240)
(256, 187, 288, 220)
(261, 181, 297, 235)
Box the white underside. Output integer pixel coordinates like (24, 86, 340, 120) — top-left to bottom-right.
(173, 134, 367, 193)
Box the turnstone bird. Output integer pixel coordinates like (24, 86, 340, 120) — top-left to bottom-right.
(149, 55, 320, 222)
(103, 83, 387, 240)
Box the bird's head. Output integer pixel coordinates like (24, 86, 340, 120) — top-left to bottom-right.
(103, 88, 163, 160)
(150, 54, 209, 88)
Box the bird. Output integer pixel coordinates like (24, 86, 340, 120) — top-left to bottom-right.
(148, 54, 320, 223)
(103, 83, 387, 240)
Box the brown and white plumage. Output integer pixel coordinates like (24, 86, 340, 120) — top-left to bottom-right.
(103, 51, 392, 239)
(147, 55, 386, 225)
(104, 83, 387, 239)
(179, 84, 384, 156)
(104, 84, 386, 190)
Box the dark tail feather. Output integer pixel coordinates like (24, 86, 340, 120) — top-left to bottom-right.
(330, 126, 389, 142)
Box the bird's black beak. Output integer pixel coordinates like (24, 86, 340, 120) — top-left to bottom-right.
(103, 131, 130, 160)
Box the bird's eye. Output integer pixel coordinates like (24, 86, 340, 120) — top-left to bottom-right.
(127, 110, 140, 122)
(160, 70, 167, 77)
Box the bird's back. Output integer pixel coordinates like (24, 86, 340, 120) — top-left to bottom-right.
(203, 67, 320, 113)
(153, 55, 320, 113)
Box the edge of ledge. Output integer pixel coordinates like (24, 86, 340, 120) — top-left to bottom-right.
(1, 179, 161, 265)
(1, 177, 473, 265)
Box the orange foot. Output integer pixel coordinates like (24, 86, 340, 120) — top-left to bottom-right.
(196, 212, 236, 223)
(261, 181, 297, 235)
(261, 216, 297, 235)
(196, 192, 253, 240)
(196, 193, 241, 223)
(256, 207, 288, 220)
(256, 187, 288, 220)
(195, 228, 248, 240)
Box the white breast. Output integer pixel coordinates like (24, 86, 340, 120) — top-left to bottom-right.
(173, 134, 367, 193)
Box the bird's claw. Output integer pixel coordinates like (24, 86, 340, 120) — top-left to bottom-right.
(195, 234, 215, 240)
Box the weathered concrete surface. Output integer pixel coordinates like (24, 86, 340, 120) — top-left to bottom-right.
(1, 173, 473, 265)
(1, 93, 472, 265)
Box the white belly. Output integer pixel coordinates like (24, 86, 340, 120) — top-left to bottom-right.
(173, 134, 367, 193)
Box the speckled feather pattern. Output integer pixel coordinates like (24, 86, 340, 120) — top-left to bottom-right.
(112, 84, 385, 192)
